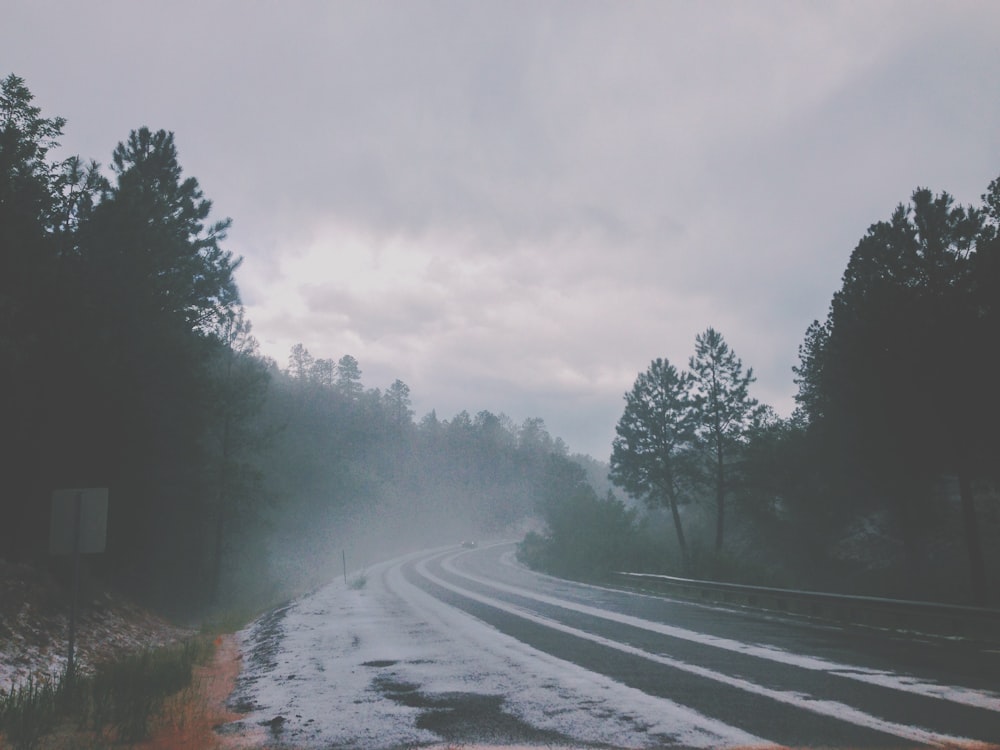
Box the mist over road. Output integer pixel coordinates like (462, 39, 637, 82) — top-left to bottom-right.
(229, 542, 1000, 749)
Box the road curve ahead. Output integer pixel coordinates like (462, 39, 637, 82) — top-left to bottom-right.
(230, 542, 1000, 749)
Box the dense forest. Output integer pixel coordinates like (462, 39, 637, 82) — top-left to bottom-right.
(0, 74, 582, 614)
(2, 72, 998, 617)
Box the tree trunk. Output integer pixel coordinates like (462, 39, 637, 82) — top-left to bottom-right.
(714, 438, 725, 553)
(210, 505, 225, 606)
(209, 411, 232, 606)
(958, 471, 988, 606)
(666, 489, 689, 573)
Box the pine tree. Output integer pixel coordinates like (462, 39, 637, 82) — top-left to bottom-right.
(689, 328, 763, 552)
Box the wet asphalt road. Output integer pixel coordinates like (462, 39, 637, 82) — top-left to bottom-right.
(400, 542, 1000, 749)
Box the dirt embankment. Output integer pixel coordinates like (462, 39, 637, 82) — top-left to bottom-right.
(135, 634, 259, 750)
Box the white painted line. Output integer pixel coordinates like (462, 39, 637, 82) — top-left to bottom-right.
(447, 549, 1000, 713)
(418, 554, 975, 748)
(386, 555, 768, 748)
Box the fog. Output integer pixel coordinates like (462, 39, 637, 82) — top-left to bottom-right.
(211, 359, 574, 608)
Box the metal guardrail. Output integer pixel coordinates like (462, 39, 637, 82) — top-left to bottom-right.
(612, 571, 1000, 642)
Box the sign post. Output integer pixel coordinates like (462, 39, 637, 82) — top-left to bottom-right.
(50, 488, 108, 682)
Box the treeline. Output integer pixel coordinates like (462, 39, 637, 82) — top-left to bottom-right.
(247, 346, 576, 603)
(0, 74, 577, 614)
(523, 180, 1000, 606)
(2, 73, 245, 611)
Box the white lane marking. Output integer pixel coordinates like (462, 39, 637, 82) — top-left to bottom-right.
(416, 554, 976, 748)
(452, 548, 1000, 713)
(383, 555, 770, 748)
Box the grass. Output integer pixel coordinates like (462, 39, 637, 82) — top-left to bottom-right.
(0, 637, 212, 750)
(0, 676, 65, 750)
(349, 571, 368, 590)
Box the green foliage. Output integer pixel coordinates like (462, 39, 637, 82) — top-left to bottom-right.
(0, 639, 210, 749)
(336, 354, 364, 400)
(0, 73, 66, 239)
(600, 176, 1000, 604)
(93, 127, 240, 331)
(0, 676, 62, 750)
(610, 358, 692, 502)
(203, 309, 273, 606)
(794, 186, 989, 477)
(610, 357, 693, 567)
(517, 452, 705, 579)
(793, 179, 1000, 602)
(688, 327, 766, 552)
(0, 74, 258, 613)
(609, 342, 770, 569)
(85, 639, 208, 742)
(384, 379, 414, 425)
(1, 73, 77, 562)
(689, 329, 760, 440)
(519, 456, 639, 578)
(70, 125, 244, 611)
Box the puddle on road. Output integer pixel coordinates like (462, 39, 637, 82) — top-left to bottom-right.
(372, 672, 576, 747)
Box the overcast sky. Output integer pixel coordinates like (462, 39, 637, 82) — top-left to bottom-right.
(5, 1, 1000, 458)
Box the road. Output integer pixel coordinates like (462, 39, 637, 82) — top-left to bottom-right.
(228, 542, 1000, 748)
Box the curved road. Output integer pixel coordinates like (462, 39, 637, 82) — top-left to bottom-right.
(232, 542, 1000, 748)
(399, 542, 999, 748)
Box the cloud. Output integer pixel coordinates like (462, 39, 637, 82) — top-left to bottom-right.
(5, 0, 1000, 457)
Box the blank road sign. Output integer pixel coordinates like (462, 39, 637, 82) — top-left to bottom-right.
(50, 488, 108, 554)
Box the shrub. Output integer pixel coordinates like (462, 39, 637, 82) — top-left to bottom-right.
(0, 638, 211, 748)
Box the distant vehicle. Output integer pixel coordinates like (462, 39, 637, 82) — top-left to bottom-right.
(461, 540, 477, 549)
